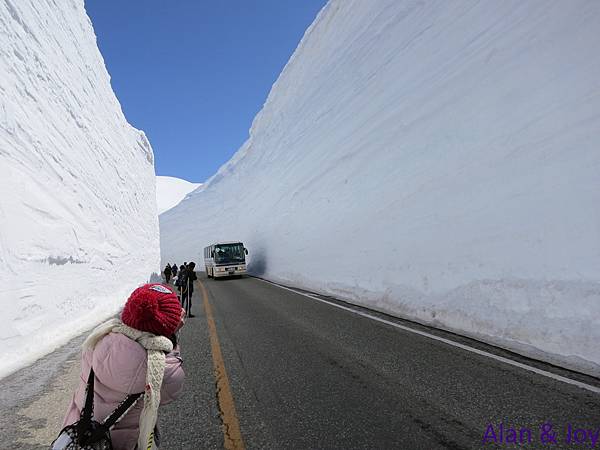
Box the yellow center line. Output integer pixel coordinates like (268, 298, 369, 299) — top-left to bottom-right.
(198, 279, 246, 450)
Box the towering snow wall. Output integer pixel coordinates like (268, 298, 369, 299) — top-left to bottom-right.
(160, 0, 600, 376)
(0, 0, 159, 378)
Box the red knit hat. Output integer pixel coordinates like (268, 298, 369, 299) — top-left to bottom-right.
(121, 283, 182, 336)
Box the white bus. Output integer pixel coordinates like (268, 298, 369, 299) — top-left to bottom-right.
(204, 241, 248, 278)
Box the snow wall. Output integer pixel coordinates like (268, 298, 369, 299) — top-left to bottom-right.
(0, 0, 160, 378)
(160, 0, 600, 376)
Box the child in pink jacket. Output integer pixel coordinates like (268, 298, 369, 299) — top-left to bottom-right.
(62, 284, 186, 450)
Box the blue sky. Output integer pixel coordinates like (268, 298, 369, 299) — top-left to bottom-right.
(85, 0, 326, 183)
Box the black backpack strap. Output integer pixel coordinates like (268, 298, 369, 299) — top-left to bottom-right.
(75, 368, 96, 443)
(80, 368, 95, 423)
(102, 392, 143, 429)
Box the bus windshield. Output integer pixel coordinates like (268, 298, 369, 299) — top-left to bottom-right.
(214, 243, 246, 264)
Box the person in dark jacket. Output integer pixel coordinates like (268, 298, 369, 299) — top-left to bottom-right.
(163, 264, 172, 284)
(181, 262, 197, 318)
(175, 264, 186, 295)
(172, 264, 178, 277)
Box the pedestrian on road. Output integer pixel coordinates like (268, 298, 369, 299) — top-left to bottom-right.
(171, 263, 178, 278)
(181, 262, 197, 318)
(176, 264, 186, 299)
(61, 283, 186, 450)
(163, 264, 172, 284)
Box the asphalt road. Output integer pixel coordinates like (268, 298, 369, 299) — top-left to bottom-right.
(1, 274, 598, 449)
(159, 275, 600, 450)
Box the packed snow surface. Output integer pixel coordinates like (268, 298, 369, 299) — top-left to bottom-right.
(156, 176, 201, 215)
(161, 0, 600, 376)
(0, 0, 160, 378)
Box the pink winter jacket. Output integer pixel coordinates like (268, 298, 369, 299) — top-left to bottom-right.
(63, 332, 185, 450)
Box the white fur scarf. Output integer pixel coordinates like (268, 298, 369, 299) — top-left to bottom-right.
(83, 318, 173, 450)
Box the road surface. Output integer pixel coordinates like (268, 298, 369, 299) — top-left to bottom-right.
(160, 275, 600, 449)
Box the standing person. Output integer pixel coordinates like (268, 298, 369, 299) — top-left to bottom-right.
(183, 262, 198, 318)
(61, 284, 185, 450)
(163, 264, 172, 284)
(176, 264, 186, 298)
(172, 263, 178, 278)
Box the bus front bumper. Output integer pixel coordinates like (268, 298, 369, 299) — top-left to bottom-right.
(213, 267, 247, 277)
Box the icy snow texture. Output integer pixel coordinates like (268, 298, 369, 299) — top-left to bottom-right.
(0, 0, 159, 378)
(160, 0, 600, 376)
(156, 176, 201, 215)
